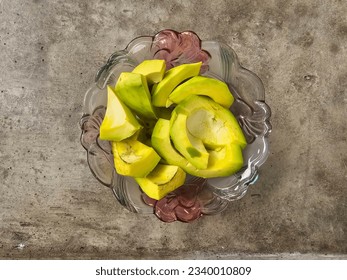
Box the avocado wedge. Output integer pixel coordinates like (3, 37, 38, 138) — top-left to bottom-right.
(135, 164, 186, 200)
(174, 95, 247, 149)
(169, 76, 234, 108)
(99, 86, 142, 141)
(151, 118, 244, 178)
(115, 72, 157, 119)
(170, 113, 209, 169)
(132, 59, 166, 84)
(111, 138, 160, 178)
(151, 62, 202, 107)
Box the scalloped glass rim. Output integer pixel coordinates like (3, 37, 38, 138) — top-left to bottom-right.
(80, 30, 272, 215)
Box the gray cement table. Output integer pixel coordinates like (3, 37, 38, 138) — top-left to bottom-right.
(0, 0, 346, 259)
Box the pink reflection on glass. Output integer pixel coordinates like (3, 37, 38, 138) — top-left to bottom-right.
(152, 29, 210, 73)
(142, 184, 203, 223)
(80, 106, 106, 150)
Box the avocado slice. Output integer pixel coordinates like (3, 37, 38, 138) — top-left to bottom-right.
(132, 60, 166, 84)
(99, 86, 142, 141)
(151, 62, 202, 107)
(135, 164, 186, 200)
(196, 143, 243, 178)
(175, 95, 247, 149)
(111, 138, 160, 178)
(146, 164, 179, 184)
(169, 76, 234, 108)
(170, 113, 209, 169)
(152, 118, 191, 166)
(115, 72, 157, 119)
(151, 119, 244, 178)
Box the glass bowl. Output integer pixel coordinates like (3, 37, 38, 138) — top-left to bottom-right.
(80, 29, 272, 223)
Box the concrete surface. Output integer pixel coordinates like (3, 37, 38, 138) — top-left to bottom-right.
(0, 0, 346, 259)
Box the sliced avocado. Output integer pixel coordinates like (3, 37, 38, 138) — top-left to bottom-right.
(132, 59, 166, 84)
(115, 72, 157, 119)
(111, 138, 160, 177)
(146, 164, 181, 185)
(151, 62, 202, 107)
(194, 143, 244, 178)
(169, 76, 234, 108)
(175, 95, 247, 149)
(151, 119, 244, 178)
(135, 164, 186, 200)
(170, 113, 209, 169)
(151, 118, 191, 166)
(99, 86, 142, 141)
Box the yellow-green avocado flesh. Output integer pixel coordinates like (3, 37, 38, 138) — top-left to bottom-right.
(169, 75, 234, 108)
(111, 138, 160, 178)
(135, 164, 186, 200)
(174, 95, 247, 149)
(151, 118, 244, 178)
(99, 86, 142, 141)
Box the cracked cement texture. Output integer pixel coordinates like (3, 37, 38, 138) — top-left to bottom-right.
(0, 0, 346, 259)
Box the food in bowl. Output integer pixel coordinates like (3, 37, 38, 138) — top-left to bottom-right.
(80, 29, 272, 222)
(99, 60, 247, 201)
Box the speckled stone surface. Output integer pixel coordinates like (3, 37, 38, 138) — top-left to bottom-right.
(0, 0, 346, 259)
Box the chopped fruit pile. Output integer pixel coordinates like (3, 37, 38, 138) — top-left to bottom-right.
(99, 60, 247, 200)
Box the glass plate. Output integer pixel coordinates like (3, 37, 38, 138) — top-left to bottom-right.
(80, 29, 272, 223)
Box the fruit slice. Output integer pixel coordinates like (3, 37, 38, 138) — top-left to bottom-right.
(170, 113, 209, 169)
(152, 118, 191, 167)
(135, 164, 186, 200)
(146, 164, 179, 184)
(115, 72, 157, 119)
(195, 143, 244, 178)
(111, 138, 160, 177)
(175, 95, 247, 149)
(151, 62, 202, 107)
(169, 76, 234, 108)
(132, 60, 166, 84)
(151, 119, 244, 178)
(99, 86, 142, 141)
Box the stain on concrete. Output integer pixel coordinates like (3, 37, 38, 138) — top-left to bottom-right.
(329, 43, 339, 54)
(294, 3, 309, 17)
(294, 32, 314, 48)
(337, 24, 347, 37)
(11, 231, 31, 242)
(2, 169, 9, 179)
